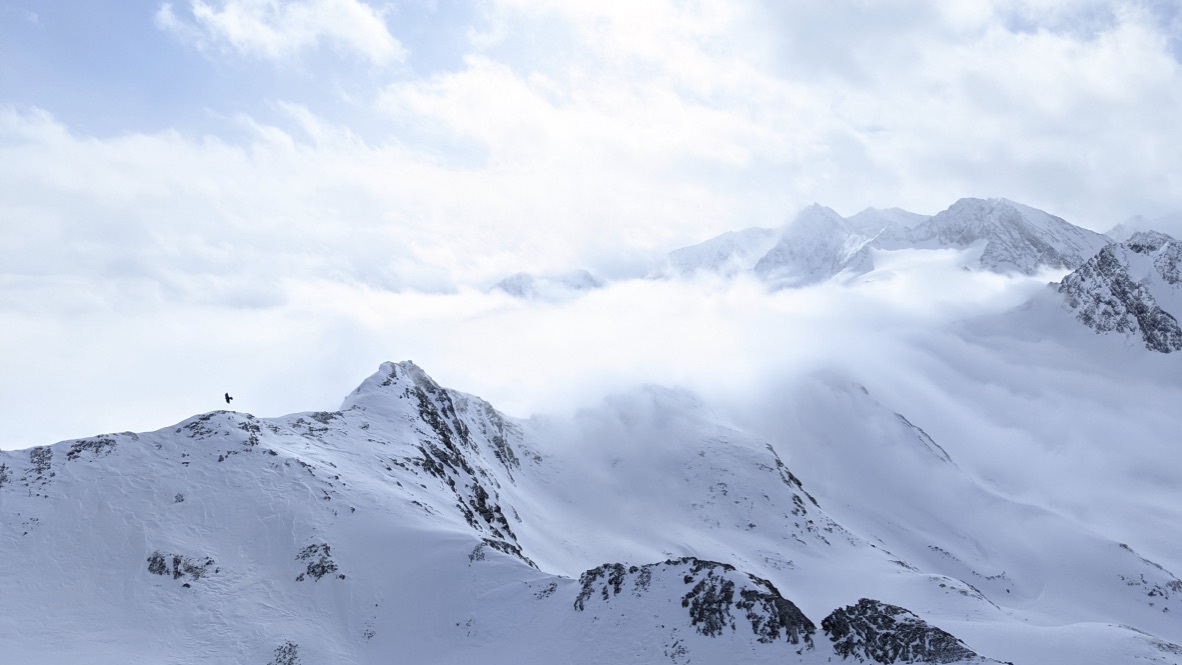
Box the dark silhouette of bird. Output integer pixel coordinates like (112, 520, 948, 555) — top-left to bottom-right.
(225, 393, 233, 404)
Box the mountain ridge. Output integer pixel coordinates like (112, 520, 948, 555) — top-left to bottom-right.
(3, 360, 1180, 663)
(657, 197, 1111, 286)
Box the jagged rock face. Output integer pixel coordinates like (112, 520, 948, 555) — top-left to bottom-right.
(574, 558, 817, 646)
(822, 599, 994, 664)
(1127, 230, 1182, 286)
(1058, 232, 1182, 353)
(754, 204, 877, 287)
(348, 361, 534, 564)
(906, 198, 1111, 274)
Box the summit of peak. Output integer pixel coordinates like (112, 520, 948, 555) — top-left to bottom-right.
(792, 203, 845, 221)
(342, 360, 435, 410)
(780, 204, 855, 239)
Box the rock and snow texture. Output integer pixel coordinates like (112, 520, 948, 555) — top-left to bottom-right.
(1057, 230, 1182, 352)
(3, 361, 1182, 664)
(896, 198, 1111, 274)
(822, 599, 995, 664)
(753, 204, 879, 287)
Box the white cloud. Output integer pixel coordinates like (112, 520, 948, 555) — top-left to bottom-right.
(6, 0, 1182, 453)
(156, 0, 406, 65)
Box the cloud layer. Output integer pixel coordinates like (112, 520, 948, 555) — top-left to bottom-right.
(3, 0, 1182, 453)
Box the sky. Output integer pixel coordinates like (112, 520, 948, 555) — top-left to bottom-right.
(3, 0, 1182, 448)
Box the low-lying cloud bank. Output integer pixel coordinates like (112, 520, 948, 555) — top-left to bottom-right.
(0, 248, 1061, 448)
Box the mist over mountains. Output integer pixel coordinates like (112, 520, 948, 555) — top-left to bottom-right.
(4, 197, 1182, 664)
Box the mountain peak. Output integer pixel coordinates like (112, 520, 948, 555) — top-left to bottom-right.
(753, 204, 876, 288)
(912, 198, 1110, 274)
(342, 360, 433, 411)
(789, 203, 848, 229)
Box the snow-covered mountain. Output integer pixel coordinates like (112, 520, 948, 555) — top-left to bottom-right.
(753, 204, 878, 287)
(896, 198, 1112, 275)
(4, 360, 1181, 664)
(1056, 230, 1182, 352)
(661, 197, 1109, 288)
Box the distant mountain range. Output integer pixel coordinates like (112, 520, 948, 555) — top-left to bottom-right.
(495, 197, 1182, 353)
(666, 197, 1110, 284)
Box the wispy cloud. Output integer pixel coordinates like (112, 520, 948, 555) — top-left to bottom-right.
(156, 0, 406, 65)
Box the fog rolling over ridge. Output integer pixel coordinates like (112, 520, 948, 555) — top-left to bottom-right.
(4, 198, 1182, 663)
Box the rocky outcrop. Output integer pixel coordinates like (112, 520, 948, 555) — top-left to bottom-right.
(1058, 231, 1182, 353)
(822, 598, 997, 664)
(574, 557, 816, 646)
(368, 361, 535, 566)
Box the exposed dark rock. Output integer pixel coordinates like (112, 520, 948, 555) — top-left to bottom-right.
(401, 368, 531, 567)
(295, 543, 339, 581)
(238, 418, 262, 447)
(822, 598, 988, 664)
(736, 582, 816, 645)
(146, 551, 215, 581)
(765, 444, 819, 508)
(1058, 234, 1182, 353)
(66, 437, 117, 461)
(29, 446, 52, 476)
(267, 641, 300, 665)
(575, 557, 815, 646)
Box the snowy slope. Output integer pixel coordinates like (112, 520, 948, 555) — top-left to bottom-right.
(1056, 230, 1182, 352)
(4, 360, 1182, 664)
